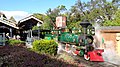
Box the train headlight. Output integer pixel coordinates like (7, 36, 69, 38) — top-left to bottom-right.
(91, 27, 95, 35)
(91, 30, 95, 35)
(87, 25, 95, 35)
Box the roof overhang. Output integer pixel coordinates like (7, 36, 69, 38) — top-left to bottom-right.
(0, 18, 19, 29)
(19, 15, 43, 24)
(100, 26, 120, 33)
(101, 30, 120, 33)
(18, 15, 43, 30)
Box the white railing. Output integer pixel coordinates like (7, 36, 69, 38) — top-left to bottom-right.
(0, 17, 18, 29)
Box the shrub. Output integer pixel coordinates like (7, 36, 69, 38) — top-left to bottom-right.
(8, 39, 25, 46)
(32, 39, 58, 55)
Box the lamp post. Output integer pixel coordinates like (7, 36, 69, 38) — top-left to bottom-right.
(37, 22, 41, 40)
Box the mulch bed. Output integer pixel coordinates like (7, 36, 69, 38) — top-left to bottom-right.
(0, 45, 84, 67)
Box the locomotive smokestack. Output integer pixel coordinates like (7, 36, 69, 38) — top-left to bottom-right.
(80, 21, 91, 34)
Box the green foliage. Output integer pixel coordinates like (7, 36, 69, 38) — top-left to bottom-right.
(103, 20, 113, 26)
(66, 0, 119, 26)
(112, 10, 120, 25)
(103, 9, 120, 26)
(9, 16, 16, 23)
(42, 0, 120, 28)
(103, 20, 120, 26)
(46, 5, 67, 28)
(41, 16, 53, 29)
(46, 8, 60, 26)
(32, 26, 38, 30)
(32, 39, 58, 55)
(8, 39, 25, 45)
(33, 13, 44, 21)
(32, 13, 53, 30)
(67, 21, 81, 29)
(57, 5, 67, 11)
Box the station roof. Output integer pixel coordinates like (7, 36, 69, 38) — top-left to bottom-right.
(0, 12, 18, 29)
(18, 15, 43, 30)
(18, 15, 43, 24)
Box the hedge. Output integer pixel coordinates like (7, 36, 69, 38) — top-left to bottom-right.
(32, 39, 58, 55)
(8, 39, 25, 46)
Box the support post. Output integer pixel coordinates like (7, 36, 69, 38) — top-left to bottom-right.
(10, 28, 12, 37)
(30, 29, 32, 38)
(38, 27, 40, 39)
(3, 33, 5, 46)
(37, 22, 41, 40)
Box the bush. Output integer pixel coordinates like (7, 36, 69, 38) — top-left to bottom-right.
(32, 39, 58, 55)
(8, 39, 25, 46)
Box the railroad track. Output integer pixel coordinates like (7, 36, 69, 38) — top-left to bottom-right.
(72, 55, 120, 67)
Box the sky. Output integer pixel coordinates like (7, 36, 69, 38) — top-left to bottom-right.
(0, 0, 112, 21)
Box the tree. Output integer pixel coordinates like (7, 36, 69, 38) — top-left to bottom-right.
(33, 13, 44, 21)
(46, 8, 59, 28)
(32, 13, 53, 30)
(114, 9, 120, 22)
(46, 5, 67, 29)
(9, 16, 16, 23)
(43, 0, 120, 28)
(57, 5, 67, 13)
(41, 16, 53, 30)
(103, 9, 120, 26)
(69, 0, 119, 25)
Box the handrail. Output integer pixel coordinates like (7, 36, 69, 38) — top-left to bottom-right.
(0, 17, 16, 26)
(0, 17, 18, 29)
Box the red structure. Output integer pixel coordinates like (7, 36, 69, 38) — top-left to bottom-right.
(87, 49, 104, 61)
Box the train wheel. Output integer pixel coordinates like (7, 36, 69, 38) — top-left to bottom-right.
(84, 54, 90, 60)
(72, 50, 80, 56)
(72, 51, 77, 56)
(65, 43, 70, 51)
(79, 50, 84, 57)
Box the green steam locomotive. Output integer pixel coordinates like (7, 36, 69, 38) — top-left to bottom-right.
(45, 21, 104, 61)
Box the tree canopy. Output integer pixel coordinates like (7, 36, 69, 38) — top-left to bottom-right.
(9, 16, 16, 23)
(33, 0, 120, 30)
(32, 13, 53, 30)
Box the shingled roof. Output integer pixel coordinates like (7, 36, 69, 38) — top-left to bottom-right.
(100, 26, 120, 30)
(100, 26, 120, 33)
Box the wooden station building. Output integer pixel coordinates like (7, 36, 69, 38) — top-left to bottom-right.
(0, 12, 18, 36)
(0, 12, 19, 45)
(18, 15, 43, 40)
(17, 15, 43, 47)
(0, 12, 43, 46)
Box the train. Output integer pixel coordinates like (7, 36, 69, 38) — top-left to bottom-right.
(44, 21, 104, 61)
